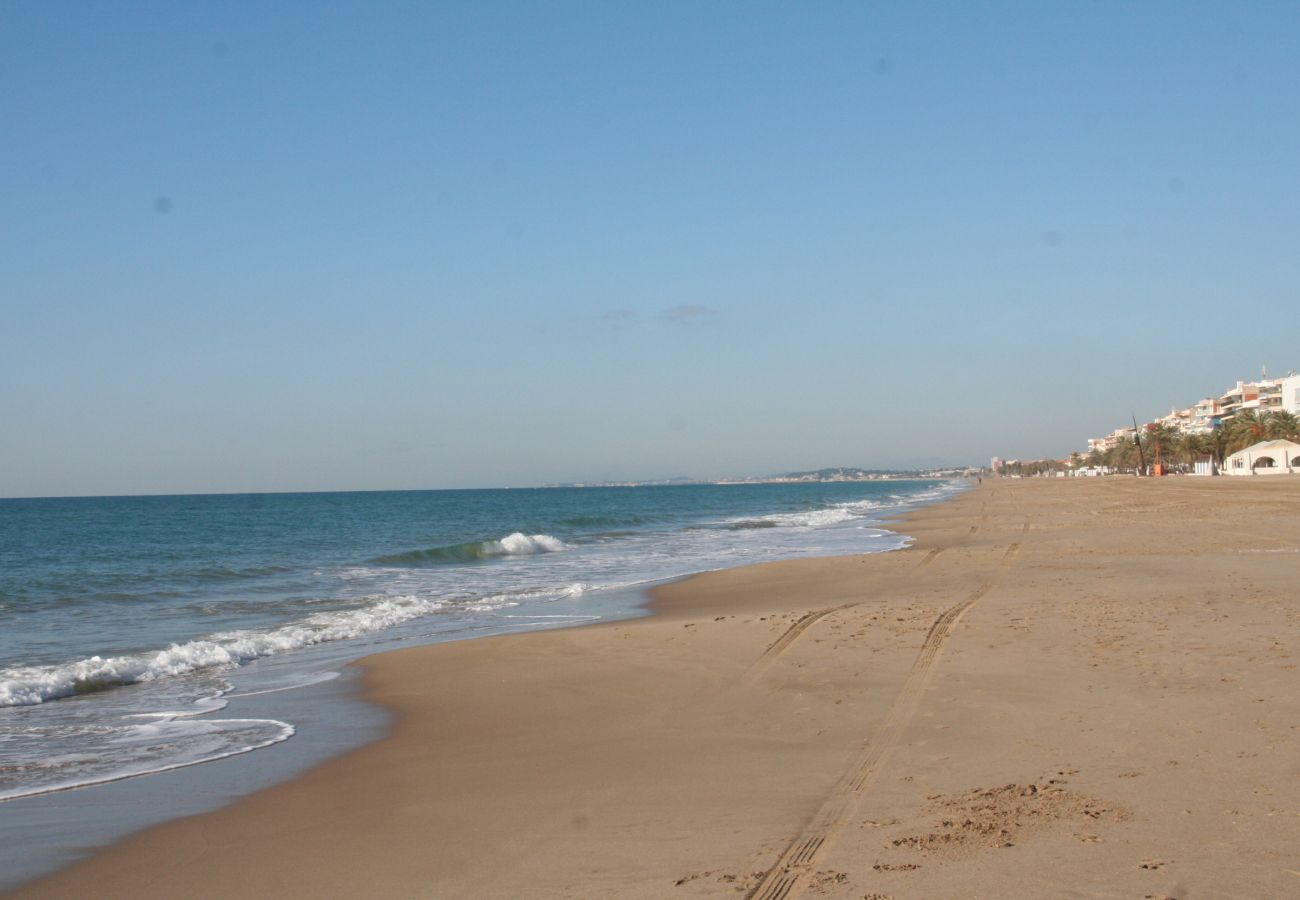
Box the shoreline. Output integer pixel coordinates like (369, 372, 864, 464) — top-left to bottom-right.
(2, 490, 952, 897)
(0, 482, 954, 891)
(11, 478, 1300, 897)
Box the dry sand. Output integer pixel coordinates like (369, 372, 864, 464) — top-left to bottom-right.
(10, 478, 1300, 898)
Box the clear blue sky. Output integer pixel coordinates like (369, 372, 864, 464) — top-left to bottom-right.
(4, 2, 1299, 495)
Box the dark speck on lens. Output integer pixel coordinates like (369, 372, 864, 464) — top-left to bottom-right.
(154, 196, 173, 214)
(1043, 230, 1062, 248)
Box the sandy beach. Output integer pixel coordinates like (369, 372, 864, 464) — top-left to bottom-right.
(10, 478, 1300, 898)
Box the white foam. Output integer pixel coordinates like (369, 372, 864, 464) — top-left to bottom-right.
(0, 594, 447, 707)
(739, 499, 879, 530)
(0, 717, 294, 802)
(492, 532, 567, 555)
(224, 671, 342, 699)
(773, 506, 860, 528)
(0, 575, 612, 708)
(125, 695, 229, 719)
(499, 614, 601, 620)
(464, 599, 521, 612)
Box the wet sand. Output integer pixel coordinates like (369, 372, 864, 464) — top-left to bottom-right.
(11, 478, 1300, 898)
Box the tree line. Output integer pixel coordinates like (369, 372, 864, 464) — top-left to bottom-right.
(1076, 410, 1300, 474)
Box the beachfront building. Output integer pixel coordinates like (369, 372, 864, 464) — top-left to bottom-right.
(1185, 397, 1224, 434)
(1219, 381, 1256, 417)
(1219, 377, 1288, 418)
(1146, 398, 1224, 436)
(1155, 407, 1191, 433)
(1080, 369, 1298, 471)
(1087, 427, 1138, 454)
(1282, 374, 1300, 416)
(1259, 379, 1284, 411)
(1221, 439, 1300, 476)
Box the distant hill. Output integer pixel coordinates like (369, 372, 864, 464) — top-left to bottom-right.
(775, 466, 904, 480)
(545, 466, 975, 489)
(716, 466, 962, 484)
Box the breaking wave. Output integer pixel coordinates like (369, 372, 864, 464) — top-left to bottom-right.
(726, 502, 871, 530)
(371, 532, 569, 566)
(0, 593, 451, 707)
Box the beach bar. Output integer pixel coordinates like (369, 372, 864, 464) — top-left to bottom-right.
(1222, 438, 1300, 475)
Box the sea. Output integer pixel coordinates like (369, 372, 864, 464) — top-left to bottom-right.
(0, 479, 962, 888)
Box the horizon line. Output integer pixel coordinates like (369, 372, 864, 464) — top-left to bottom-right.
(0, 467, 978, 502)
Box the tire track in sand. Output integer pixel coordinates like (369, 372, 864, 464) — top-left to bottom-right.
(742, 605, 855, 685)
(746, 536, 1024, 900)
(741, 538, 957, 688)
(742, 535, 966, 687)
(915, 547, 944, 568)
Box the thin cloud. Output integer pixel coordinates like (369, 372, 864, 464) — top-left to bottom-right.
(662, 304, 715, 322)
(598, 309, 638, 322)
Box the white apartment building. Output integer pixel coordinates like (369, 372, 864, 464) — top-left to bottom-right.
(1186, 397, 1223, 433)
(1155, 407, 1191, 433)
(1282, 374, 1300, 416)
(1219, 377, 1287, 417)
(1219, 380, 1258, 416)
(1084, 370, 1296, 459)
(1087, 427, 1137, 453)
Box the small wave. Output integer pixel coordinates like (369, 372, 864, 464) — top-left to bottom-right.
(0, 593, 448, 707)
(722, 485, 963, 532)
(182, 595, 336, 616)
(747, 506, 861, 529)
(462, 582, 591, 612)
(0, 717, 294, 802)
(371, 532, 568, 567)
(0, 578, 604, 708)
(226, 671, 341, 699)
(188, 565, 295, 581)
(555, 514, 652, 528)
(43, 589, 189, 610)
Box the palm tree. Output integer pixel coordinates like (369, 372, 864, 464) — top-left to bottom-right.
(1105, 440, 1140, 473)
(1265, 410, 1299, 440)
(1144, 422, 1178, 472)
(1206, 427, 1230, 466)
(1226, 411, 1267, 454)
(1177, 432, 1206, 469)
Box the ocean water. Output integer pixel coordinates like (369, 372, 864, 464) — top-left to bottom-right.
(0, 479, 961, 877)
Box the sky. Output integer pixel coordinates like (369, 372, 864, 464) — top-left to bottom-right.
(3, 2, 1300, 496)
